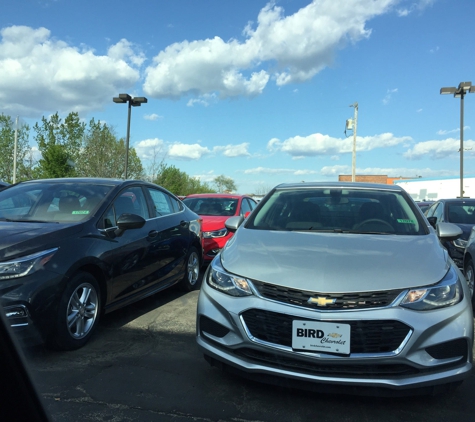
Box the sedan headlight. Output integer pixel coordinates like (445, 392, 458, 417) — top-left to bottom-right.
(203, 228, 228, 238)
(0, 248, 58, 280)
(207, 256, 253, 297)
(400, 265, 463, 311)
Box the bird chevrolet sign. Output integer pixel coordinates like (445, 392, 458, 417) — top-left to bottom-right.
(292, 320, 351, 355)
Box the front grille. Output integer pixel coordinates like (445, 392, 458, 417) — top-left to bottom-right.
(234, 348, 419, 378)
(241, 309, 411, 354)
(252, 280, 404, 310)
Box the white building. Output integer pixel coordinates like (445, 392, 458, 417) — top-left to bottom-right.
(394, 176, 475, 201)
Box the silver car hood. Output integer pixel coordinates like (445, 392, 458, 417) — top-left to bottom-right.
(220, 228, 449, 293)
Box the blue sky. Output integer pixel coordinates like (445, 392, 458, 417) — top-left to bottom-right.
(1, 0, 474, 194)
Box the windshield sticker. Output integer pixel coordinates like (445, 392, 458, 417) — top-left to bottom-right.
(72, 210, 90, 215)
(397, 219, 415, 224)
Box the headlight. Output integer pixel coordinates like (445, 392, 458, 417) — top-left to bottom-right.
(207, 256, 253, 297)
(453, 238, 468, 249)
(0, 248, 58, 280)
(203, 228, 228, 238)
(400, 265, 463, 311)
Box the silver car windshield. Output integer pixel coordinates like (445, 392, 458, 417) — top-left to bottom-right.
(248, 187, 427, 235)
(0, 182, 114, 223)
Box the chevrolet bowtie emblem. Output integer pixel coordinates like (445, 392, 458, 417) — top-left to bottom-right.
(307, 296, 336, 306)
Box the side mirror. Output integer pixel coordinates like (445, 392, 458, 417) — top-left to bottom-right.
(225, 216, 245, 232)
(437, 222, 462, 242)
(114, 213, 146, 237)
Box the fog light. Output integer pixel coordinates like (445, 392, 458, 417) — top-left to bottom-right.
(426, 338, 467, 360)
(5, 306, 27, 318)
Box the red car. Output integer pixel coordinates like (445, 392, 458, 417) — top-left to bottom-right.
(183, 194, 258, 263)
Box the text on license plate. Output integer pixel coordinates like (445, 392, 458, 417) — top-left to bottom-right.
(292, 320, 351, 355)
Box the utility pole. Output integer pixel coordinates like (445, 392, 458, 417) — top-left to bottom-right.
(347, 103, 358, 182)
(13, 116, 18, 184)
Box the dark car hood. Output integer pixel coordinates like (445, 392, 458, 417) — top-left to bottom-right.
(0, 222, 83, 260)
(221, 227, 450, 293)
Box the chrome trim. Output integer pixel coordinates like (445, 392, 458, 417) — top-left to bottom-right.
(239, 314, 413, 359)
(248, 279, 409, 313)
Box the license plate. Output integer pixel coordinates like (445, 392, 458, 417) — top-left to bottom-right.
(292, 320, 351, 355)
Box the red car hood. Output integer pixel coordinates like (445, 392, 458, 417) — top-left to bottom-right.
(200, 215, 230, 231)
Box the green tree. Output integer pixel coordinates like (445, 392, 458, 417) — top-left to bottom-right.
(154, 164, 215, 196)
(214, 175, 237, 193)
(33, 112, 86, 178)
(0, 114, 31, 182)
(76, 119, 144, 179)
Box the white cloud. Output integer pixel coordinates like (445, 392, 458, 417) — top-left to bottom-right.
(382, 88, 398, 105)
(143, 0, 395, 99)
(268, 132, 412, 158)
(107, 38, 145, 67)
(397, 0, 436, 17)
(144, 113, 162, 121)
(243, 167, 318, 175)
(404, 138, 475, 160)
(214, 143, 251, 157)
(168, 143, 211, 160)
(0, 26, 140, 117)
(134, 138, 167, 160)
(436, 126, 470, 136)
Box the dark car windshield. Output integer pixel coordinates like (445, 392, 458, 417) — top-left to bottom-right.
(0, 182, 114, 223)
(447, 201, 475, 225)
(247, 186, 427, 235)
(183, 197, 238, 216)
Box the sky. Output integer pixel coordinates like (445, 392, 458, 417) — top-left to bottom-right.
(1, 0, 475, 194)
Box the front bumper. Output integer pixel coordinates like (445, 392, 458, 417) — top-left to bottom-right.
(196, 267, 474, 394)
(0, 270, 65, 344)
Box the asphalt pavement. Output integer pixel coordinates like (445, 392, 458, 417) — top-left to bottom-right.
(21, 281, 475, 422)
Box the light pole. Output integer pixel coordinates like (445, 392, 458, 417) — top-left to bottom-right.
(113, 93, 147, 179)
(345, 103, 358, 182)
(440, 82, 475, 198)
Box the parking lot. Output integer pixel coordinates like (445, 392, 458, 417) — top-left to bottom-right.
(23, 278, 475, 422)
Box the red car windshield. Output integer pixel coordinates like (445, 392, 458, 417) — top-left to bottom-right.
(183, 198, 238, 216)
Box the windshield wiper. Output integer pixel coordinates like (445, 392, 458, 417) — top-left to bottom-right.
(0, 218, 57, 223)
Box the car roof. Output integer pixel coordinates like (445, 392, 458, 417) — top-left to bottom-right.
(184, 193, 247, 198)
(17, 177, 125, 185)
(273, 182, 404, 192)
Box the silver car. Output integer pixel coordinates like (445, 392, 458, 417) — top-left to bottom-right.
(196, 182, 474, 395)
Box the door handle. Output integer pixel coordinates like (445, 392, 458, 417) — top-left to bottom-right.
(148, 230, 159, 238)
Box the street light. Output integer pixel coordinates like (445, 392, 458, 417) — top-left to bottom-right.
(113, 93, 147, 179)
(440, 82, 475, 198)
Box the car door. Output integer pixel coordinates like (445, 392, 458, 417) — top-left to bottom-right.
(101, 186, 165, 308)
(145, 186, 191, 283)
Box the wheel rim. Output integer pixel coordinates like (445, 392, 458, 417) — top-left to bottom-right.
(66, 282, 99, 339)
(466, 264, 474, 298)
(187, 252, 200, 286)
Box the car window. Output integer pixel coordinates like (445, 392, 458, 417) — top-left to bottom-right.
(0, 183, 112, 223)
(183, 197, 238, 216)
(248, 187, 426, 235)
(432, 203, 444, 223)
(102, 187, 148, 228)
(240, 198, 253, 216)
(146, 187, 175, 216)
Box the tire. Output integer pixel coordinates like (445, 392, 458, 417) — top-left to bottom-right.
(464, 259, 475, 308)
(49, 272, 101, 350)
(178, 247, 201, 291)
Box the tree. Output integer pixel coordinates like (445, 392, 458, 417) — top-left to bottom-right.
(154, 164, 215, 196)
(33, 112, 86, 179)
(76, 119, 144, 180)
(0, 114, 32, 183)
(214, 175, 237, 193)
